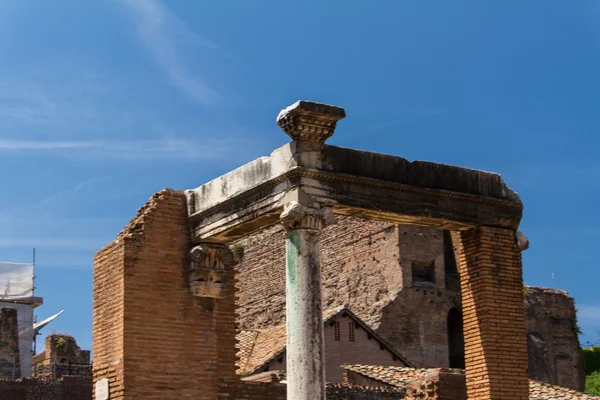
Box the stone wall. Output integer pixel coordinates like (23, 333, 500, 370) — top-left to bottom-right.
(0, 376, 91, 400)
(34, 334, 90, 366)
(263, 313, 407, 382)
(228, 382, 404, 400)
(0, 307, 20, 379)
(235, 216, 584, 387)
(235, 217, 458, 367)
(525, 286, 585, 391)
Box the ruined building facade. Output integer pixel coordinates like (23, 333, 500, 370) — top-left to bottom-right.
(234, 217, 585, 390)
(93, 99, 562, 399)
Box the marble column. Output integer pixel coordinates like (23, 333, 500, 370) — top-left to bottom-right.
(280, 201, 336, 400)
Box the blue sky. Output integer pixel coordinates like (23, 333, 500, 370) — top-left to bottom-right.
(1, 0, 599, 352)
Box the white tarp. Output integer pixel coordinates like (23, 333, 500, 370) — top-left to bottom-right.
(0, 262, 34, 300)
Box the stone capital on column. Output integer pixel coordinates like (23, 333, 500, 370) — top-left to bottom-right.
(280, 201, 336, 232)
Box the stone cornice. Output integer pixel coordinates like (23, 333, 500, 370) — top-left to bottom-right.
(188, 167, 523, 224)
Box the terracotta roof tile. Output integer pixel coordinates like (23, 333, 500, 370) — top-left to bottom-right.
(236, 324, 287, 376)
(529, 380, 600, 400)
(343, 364, 428, 387)
(342, 365, 600, 399)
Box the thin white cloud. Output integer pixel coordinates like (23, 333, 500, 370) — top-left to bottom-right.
(579, 305, 600, 323)
(0, 237, 102, 250)
(0, 140, 95, 150)
(121, 0, 219, 104)
(34, 177, 107, 209)
(0, 138, 240, 161)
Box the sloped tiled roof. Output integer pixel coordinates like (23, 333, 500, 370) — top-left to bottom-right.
(342, 364, 600, 400)
(236, 307, 412, 376)
(343, 364, 429, 387)
(529, 380, 600, 400)
(236, 324, 287, 376)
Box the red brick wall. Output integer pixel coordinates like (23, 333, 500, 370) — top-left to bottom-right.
(0, 376, 91, 400)
(235, 217, 399, 332)
(397, 225, 445, 288)
(453, 227, 529, 400)
(405, 369, 466, 400)
(92, 236, 124, 398)
(235, 217, 457, 367)
(93, 189, 238, 400)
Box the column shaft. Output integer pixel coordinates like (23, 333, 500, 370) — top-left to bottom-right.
(285, 228, 326, 400)
(281, 201, 335, 400)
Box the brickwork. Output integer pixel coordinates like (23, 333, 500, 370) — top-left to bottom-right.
(262, 312, 407, 382)
(92, 228, 125, 398)
(93, 189, 239, 400)
(235, 217, 398, 331)
(405, 369, 467, 400)
(398, 225, 445, 289)
(326, 383, 405, 399)
(223, 381, 405, 400)
(0, 307, 20, 379)
(35, 334, 90, 366)
(452, 227, 529, 399)
(525, 287, 585, 390)
(235, 217, 457, 367)
(0, 376, 91, 400)
(375, 288, 457, 367)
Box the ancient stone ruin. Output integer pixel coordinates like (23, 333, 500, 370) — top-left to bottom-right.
(94, 100, 538, 399)
(0, 307, 21, 379)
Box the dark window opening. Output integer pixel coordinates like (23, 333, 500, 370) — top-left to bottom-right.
(412, 260, 435, 286)
(334, 321, 341, 341)
(349, 322, 355, 342)
(447, 308, 465, 369)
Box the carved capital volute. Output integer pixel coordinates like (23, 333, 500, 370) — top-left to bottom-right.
(280, 201, 336, 232)
(188, 243, 237, 299)
(189, 243, 236, 269)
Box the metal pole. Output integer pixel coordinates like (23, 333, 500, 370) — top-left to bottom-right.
(32, 248, 36, 358)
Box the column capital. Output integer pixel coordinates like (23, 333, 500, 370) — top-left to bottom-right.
(189, 243, 237, 269)
(276, 100, 346, 144)
(280, 202, 336, 231)
(188, 243, 237, 299)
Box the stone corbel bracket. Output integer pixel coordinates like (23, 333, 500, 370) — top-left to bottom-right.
(516, 231, 529, 251)
(188, 244, 237, 299)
